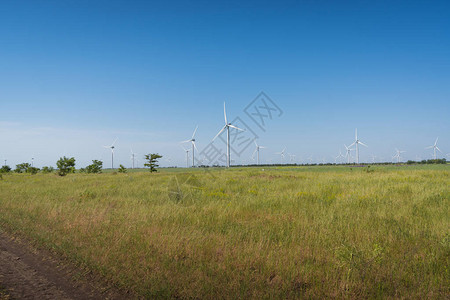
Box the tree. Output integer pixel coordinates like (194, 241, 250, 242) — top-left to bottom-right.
(56, 156, 76, 176)
(41, 166, 54, 174)
(27, 167, 40, 175)
(15, 163, 31, 173)
(0, 165, 11, 173)
(144, 153, 162, 173)
(85, 160, 103, 174)
(118, 164, 127, 173)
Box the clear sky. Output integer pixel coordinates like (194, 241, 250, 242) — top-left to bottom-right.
(1, 0, 449, 168)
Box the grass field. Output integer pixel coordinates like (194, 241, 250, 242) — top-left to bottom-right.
(0, 165, 449, 299)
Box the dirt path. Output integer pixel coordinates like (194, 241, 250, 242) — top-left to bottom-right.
(0, 230, 131, 299)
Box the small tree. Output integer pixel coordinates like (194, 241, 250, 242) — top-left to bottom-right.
(85, 160, 103, 174)
(118, 164, 127, 173)
(27, 167, 40, 175)
(41, 166, 54, 174)
(15, 163, 31, 173)
(56, 156, 76, 176)
(144, 153, 162, 173)
(0, 165, 11, 173)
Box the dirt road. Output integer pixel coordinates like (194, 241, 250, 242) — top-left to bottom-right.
(0, 230, 130, 299)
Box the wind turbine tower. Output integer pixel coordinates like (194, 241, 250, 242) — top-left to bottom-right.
(103, 138, 118, 169)
(349, 129, 368, 164)
(212, 103, 244, 168)
(252, 140, 266, 165)
(181, 126, 198, 167)
(426, 137, 442, 160)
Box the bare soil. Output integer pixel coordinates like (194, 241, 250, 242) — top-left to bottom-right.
(0, 230, 132, 300)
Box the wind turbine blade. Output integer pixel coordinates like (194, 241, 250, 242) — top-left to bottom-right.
(180, 139, 192, 143)
(228, 124, 244, 131)
(212, 126, 226, 141)
(103, 146, 110, 149)
(252, 149, 257, 157)
(254, 140, 258, 147)
(192, 141, 198, 151)
(435, 137, 439, 145)
(223, 102, 227, 124)
(359, 141, 368, 147)
(425, 145, 433, 149)
(355, 128, 358, 140)
(436, 146, 442, 153)
(259, 146, 266, 149)
(349, 142, 356, 147)
(111, 137, 118, 147)
(192, 125, 198, 139)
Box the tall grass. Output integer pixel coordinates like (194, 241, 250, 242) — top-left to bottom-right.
(0, 165, 448, 298)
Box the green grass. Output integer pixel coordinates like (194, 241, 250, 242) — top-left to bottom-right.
(0, 165, 449, 299)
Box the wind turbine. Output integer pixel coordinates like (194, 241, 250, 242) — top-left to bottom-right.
(344, 144, 354, 164)
(252, 140, 266, 165)
(181, 125, 198, 167)
(425, 137, 442, 160)
(393, 148, 406, 163)
(103, 138, 118, 169)
(335, 150, 345, 164)
(289, 153, 296, 163)
(349, 129, 368, 164)
(181, 146, 190, 168)
(130, 147, 136, 169)
(275, 147, 286, 164)
(212, 102, 244, 168)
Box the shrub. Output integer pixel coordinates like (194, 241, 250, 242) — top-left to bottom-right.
(85, 160, 103, 174)
(118, 164, 127, 173)
(41, 166, 54, 174)
(26, 167, 40, 175)
(15, 163, 31, 173)
(144, 153, 162, 173)
(0, 165, 11, 173)
(56, 157, 76, 176)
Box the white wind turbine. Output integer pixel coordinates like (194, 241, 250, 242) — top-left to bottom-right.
(335, 150, 345, 164)
(289, 153, 296, 163)
(252, 140, 266, 165)
(103, 138, 118, 169)
(181, 125, 198, 167)
(212, 102, 244, 168)
(393, 148, 406, 163)
(425, 137, 442, 160)
(344, 144, 354, 164)
(181, 146, 190, 168)
(275, 147, 286, 164)
(349, 129, 368, 164)
(130, 147, 136, 169)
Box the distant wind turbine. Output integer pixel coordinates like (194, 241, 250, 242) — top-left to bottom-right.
(393, 148, 406, 163)
(103, 138, 118, 169)
(181, 146, 190, 168)
(344, 144, 354, 164)
(349, 129, 368, 164)
(212, 102, 244, 168)
(181, 125, 198, 167)
(130, 147, 136, 169)
(425, 137, 442, 160)
(335, 150, 345, 164)
(252, 140, 266, 165)
(275, 147, 286, 164)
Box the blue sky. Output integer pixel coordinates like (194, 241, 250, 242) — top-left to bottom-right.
(1, 0, 449, 168)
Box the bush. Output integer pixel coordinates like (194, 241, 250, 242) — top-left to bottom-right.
(15, 163, 31, 173)
(41, 166, 54, 174)
(144, 153, 162, 173)
(56, 157, 76, 176)
(0, 165, 11, 173)
(118, 164, 127, 173)
(85, 160, 103, 174)
(26, 167, 40, 175)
